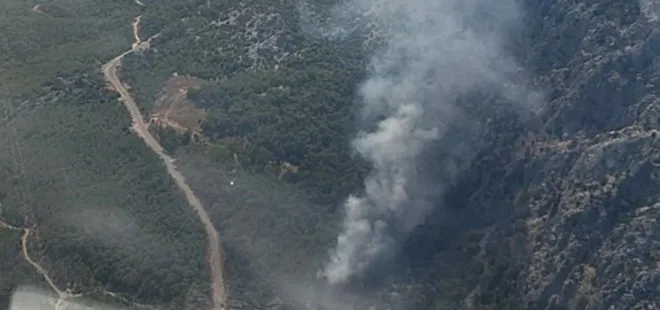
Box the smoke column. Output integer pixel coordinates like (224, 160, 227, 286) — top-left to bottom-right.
(305, 0, 539, 285)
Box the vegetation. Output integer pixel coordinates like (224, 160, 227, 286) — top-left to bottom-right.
(0, 0, 138, 97)
(0, 229, 38, 310)
(187, 66, 369, 204)
(116, 1, 502, 309)
(0, 0, 210, 308)
(116, 0, 498, 308)
(0, 71, 210, 308)
(1, 0, 534, 309)
(121, 0, 372, 206)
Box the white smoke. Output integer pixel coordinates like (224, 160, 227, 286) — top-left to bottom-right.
(300, 0, 540, 285)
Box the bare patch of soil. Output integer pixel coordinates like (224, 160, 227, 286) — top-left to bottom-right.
(150, 76, 208, 134)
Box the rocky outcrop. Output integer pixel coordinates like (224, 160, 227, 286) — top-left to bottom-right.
(464, 1, 660, 309)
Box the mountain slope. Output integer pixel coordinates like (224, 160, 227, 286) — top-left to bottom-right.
(462, 1, 660, 309)
(2, 0, 659, 309)
(120, 0, 660, 309)
(0, 1, 211, 308)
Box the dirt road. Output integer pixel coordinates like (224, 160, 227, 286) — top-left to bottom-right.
(1, 220, 71, 309)
(101, 16, 229, 310)
(20, 228, 81, 310)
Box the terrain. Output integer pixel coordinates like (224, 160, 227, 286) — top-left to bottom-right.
(120, 0, 660, 309)
(1, 0, 659, 310)
(101, 14, 228, 309)
(0, 0, 211, 309)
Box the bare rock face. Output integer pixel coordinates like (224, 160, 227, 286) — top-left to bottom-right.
(464, 1, 660, 309)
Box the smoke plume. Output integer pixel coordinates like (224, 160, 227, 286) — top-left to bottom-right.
(301, 0, 540, 285)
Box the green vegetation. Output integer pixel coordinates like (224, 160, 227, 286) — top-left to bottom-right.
(0, 229, 38, 310)
(117, 0, 491, 308)
(0, 72, 210, 308)
(0, 0, 210, 308)
(116, 1, 499, 309)
(0, 0, 530, 309)
(187, 66, 369, 204)
(0, 0, 138, 97)
(121, 0, 371, 205)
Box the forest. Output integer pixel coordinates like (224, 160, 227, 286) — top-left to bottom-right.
(0, 0, 211, 308)
(121, 0, 373, 206)
(118, 0, 501, 309)
(0, 70, 211, 309)
(186, 66, 369, 205)
(1, 0, 529, 309)
(0, 0, 140, 98)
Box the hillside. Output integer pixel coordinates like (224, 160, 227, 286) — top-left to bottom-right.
(2, 0, 659, 309)
(119, 0, 660, 309)
(0, 1, 210, 309)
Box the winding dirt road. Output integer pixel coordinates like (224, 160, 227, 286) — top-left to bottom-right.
(101, 16, 229, 310)
(21, 228, 82, 310)
(0, 219, 79, 310)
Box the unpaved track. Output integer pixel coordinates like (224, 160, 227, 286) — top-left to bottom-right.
(131, 16, 142, 49)
(102, 15, 229, 310)
(20, 228, 81, 310)
(0, 220, 20, 231)
(21, 229, 63, 297)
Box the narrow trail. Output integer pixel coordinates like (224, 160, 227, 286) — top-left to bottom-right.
(4, 94, 75, 310)
(21, 228, 81, 310)
(0, 219, 20, 231)
(102, 14, 229, 310)
(131, 15, 142, 49)
(102, 290, 157, 309)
